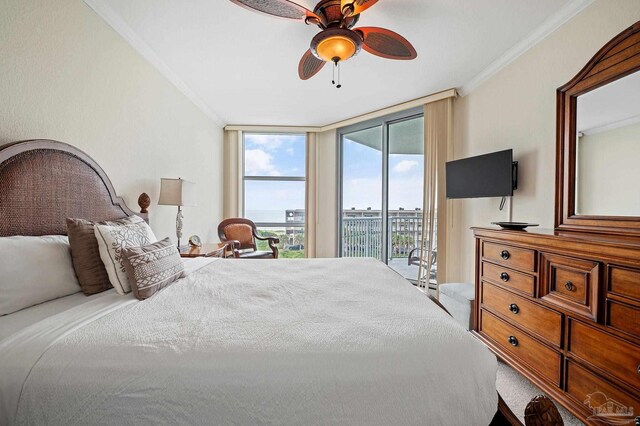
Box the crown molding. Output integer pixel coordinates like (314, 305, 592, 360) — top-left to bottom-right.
(580, 114, 640, 136)
(320, 89, 457, 131)
(83, 0, 226, 128)
(459, 0, 595, 96)
(225, 89, 458, 132)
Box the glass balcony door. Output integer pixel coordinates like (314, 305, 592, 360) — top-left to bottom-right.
(339, 109, 426, 282)
(386, 116, 425, 281)
(341, 125, 384, 260)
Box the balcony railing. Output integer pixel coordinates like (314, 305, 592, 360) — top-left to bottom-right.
(341, 216, 425, 259)
(341, 217, 383, 259)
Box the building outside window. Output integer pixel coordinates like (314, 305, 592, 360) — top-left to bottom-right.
(243, 133, 305, 258)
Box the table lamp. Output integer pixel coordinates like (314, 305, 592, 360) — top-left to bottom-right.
(158, 178, 196, 249)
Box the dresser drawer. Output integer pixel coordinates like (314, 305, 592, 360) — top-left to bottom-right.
(568, 319, 640, 390)
(566, 361, 639, 422)
(540, 253, 600, 321)
(481, 282, 562, 347)
(480, 310, 561, 386)
(606, 299, 640, 339)
(482, 241, 535, 272)
(482, 262, 535, 296)
(609, 265, 640, 302)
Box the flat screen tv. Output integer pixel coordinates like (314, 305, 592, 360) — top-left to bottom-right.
(446, 149, 516, 199)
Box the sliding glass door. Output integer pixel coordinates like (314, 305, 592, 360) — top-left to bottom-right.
(339, 109, 426, 281)
(341, 125, 384, 260)
(387, 117, 425, 271)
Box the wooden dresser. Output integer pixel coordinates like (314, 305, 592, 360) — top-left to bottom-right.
(472, 227, 640, 424)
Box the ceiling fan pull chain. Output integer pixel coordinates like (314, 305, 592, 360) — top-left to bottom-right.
(331, 58, 341, 89)
(332, 61, 336, 86)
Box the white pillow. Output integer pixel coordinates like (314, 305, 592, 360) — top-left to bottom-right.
(94, 216, 157, 294)
(0, 235, 81, 316)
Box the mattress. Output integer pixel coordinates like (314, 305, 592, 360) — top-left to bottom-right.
(0, 257, 497, 425)
(0, 257, 212, 341)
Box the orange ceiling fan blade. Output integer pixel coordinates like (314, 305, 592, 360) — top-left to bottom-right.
(355, 27, 417, 60)
(298, 49, 326, 80)
(229, 0, 321, 23)
(341, 0, 379, 16)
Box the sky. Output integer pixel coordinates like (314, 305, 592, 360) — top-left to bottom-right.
(244, 134, 305, 224)
(342, 137, 424, 211)
(243, 132, 424, 224)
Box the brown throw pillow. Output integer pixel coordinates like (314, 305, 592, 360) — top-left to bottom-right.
(122, 238, 185, 300)
(66, 218, 112, 295)
(66, 216, 139, 295)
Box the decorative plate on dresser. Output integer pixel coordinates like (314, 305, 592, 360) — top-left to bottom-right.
(473, 20, 640, 426)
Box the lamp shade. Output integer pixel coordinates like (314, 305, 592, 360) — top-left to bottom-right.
(158, 178, 197, 207)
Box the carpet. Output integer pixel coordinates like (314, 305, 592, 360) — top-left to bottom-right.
(496, 361, 584, 425)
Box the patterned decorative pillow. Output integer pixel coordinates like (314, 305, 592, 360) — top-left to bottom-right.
(94, 216, 157, 294)
(122, 238, 185, 300)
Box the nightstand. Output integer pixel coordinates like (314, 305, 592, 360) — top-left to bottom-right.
(179, 243, 232, 258)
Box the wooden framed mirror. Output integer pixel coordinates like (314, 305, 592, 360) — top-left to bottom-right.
(555, 20, 640, 237)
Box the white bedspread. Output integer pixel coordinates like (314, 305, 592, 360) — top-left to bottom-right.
(0, 258, 497, 425)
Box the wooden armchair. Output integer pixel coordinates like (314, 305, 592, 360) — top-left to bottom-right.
(217, 218, 279, 259)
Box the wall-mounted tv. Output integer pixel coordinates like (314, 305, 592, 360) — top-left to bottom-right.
(446, 149, 517, 199)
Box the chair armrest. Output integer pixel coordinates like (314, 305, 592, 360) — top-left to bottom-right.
(254, 234, 279, 244)
(408, 247, 421, 265)
(253, 235, 279, 258)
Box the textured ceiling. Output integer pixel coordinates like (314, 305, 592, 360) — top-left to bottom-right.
(93, 0, 578, 126)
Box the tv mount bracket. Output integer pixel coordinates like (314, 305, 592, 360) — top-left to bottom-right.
(499, 161, 519, 212)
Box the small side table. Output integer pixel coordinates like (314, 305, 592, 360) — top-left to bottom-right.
(179, 243, 232, 258)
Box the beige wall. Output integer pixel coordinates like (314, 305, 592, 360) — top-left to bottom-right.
(315, 129, 339, 257)
(448, 0, 640, 283)
(0, 0, 224, 243)
(577, 121, 640, 216)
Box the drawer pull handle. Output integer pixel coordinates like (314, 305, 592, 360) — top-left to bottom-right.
(565, 281, 574, 291)
(500, 272, 510, 282)
(500, 250, 510, 260)
(509, 303, 520, 314)
(508, 335, 518, 347)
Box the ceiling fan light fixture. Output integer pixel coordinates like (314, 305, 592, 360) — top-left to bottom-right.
(311, 28, 362, 63)
(317, 35, 356, 62)
(229, 0, 416, 85)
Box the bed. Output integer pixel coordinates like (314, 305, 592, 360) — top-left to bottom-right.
(0, 140, 523, 425)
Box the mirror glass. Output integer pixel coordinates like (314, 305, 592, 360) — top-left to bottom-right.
(575, 71, 640, 216)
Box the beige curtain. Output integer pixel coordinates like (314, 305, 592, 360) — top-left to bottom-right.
(305, 132, 318, 258)
(417, 98, 453, 298)
(222, 130, 243, 219)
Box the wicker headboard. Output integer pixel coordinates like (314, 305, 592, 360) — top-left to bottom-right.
(0, 140, 148, 237)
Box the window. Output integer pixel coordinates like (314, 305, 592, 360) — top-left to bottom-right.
(339, 110, 426, 283)
(243, 133, 306, 258)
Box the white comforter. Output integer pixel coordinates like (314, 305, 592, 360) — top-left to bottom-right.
(0, 258, 497, 425)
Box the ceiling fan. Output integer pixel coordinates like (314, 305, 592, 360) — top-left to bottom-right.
(229, 0, 417, 87)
